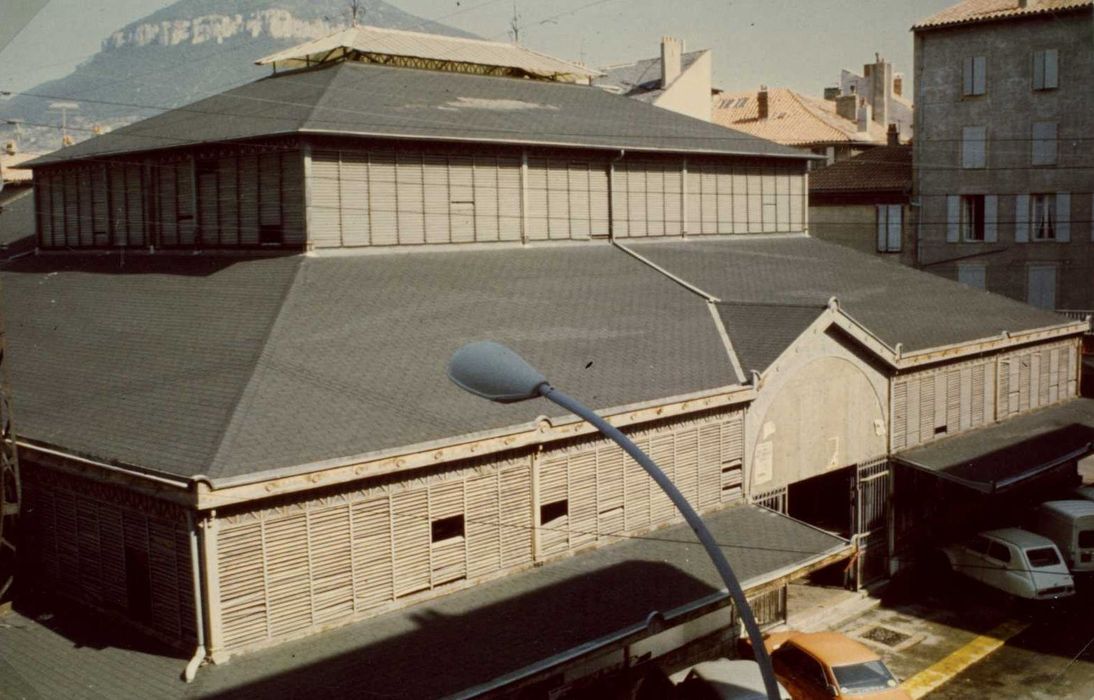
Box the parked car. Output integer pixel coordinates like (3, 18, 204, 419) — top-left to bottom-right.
(674, 659, 791, 700)
(1027, 500, 1094, 573)
(941, 528, 1075, 599)
(739, 631, 910, 699)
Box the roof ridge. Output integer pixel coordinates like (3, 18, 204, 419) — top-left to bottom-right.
(783, 89, 850, 142)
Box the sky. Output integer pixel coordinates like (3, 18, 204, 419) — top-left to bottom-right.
(0, 0, 956, 98)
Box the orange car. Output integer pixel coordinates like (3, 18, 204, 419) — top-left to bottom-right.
(740, 631, 910, 700)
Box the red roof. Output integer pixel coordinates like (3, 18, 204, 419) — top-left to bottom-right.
(712, 88, 887, 147)
(808, 144, 912, 193)
(914, 0, 1092, 30)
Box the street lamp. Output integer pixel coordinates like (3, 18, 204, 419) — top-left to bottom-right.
(447, 341, 782, 700)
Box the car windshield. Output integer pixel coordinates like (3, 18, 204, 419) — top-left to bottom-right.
(831, 660, 897, 693)
(1026, 547, 1061, 567)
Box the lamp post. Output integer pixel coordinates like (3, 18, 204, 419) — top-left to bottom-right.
(447, 341, 781, 700)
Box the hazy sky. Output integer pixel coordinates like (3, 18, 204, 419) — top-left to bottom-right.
(0, 0, 956, 98)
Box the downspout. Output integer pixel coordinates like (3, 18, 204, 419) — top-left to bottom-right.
(608, 149, 625, 240)
(183, 510, 207, 683)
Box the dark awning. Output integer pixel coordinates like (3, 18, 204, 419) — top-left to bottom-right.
(894, 398, 1094, 494)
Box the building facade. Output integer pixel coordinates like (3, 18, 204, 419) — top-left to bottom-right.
(911, 0, 1094, 312)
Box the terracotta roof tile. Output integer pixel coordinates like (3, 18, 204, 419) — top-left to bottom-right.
(712, 88, 887, 147)
(914, 0, 1092, 30)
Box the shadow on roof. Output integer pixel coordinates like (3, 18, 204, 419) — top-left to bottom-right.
(0, 251, 301, 278)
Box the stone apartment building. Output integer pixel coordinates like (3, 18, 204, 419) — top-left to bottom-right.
(911, 0, 1094, 312)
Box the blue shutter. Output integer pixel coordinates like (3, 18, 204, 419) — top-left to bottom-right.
(1015, 194, 1030, 243)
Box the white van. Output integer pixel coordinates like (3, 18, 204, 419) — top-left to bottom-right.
(1029, 500, 1094, 573)
(1073, 485, 1094, 503)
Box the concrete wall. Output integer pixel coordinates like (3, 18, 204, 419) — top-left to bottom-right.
(912, 9, 1094, 309)
(809, 202, 910, 258)
(654, 50, 713, 122)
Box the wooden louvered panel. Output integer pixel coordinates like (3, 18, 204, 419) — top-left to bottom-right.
(44, 172, 60, 246)
(423, 155, 451, 244)
(36, 174, 51, 245)
(626, 165, 648, 237)
(760, 172, 778, 232)
(546, 161, 570, 240)
(674, 427, 700, 506)
(700, 168, 717, 234)
(1029, 353, 1041, 410)
(775, 170, 791, 231)
(526, 158, 549, 241)
(610, 165, 629, 238)
(237, 155, 259, 245)
(720, 463, 744, 502)
(959, 367, 973, 430)
(258, 153, 282, 229)
(697, 423, 722, 509)
(474, 157, 501, 242)
(148, 518, 181, 638)
(391, 489, 430, 597)
(624, 435, 651, 530)
(197, 170, 218, 245)
(157, 165, 177, 245)
(933, 373, 948, 430)
(396, 153, 425, 245)
(466, 474, 500, 579)
(789, 173, 805, 231)
(1018, 356, 1031, 412)
(448, 156, 476, 244)
(596, 445, 625, 540)
(97, 503, 128, 610)
(1038, 349, 1051, 406)
(218, 158, 239, 245)
(218, 522, 269, 647)
(568, 163, 591, 240)
(309, 153, 342, 248)
(588, 165, 610, 237)
(497, 157, 523, 241)
(746, 170, 762, 233)
(107, 165, 126, 246)
(568, 451, 597, 549)
(308, 506, 353, 623)
(264, 514, 312, 636)
(715, 166, 733, 235)
(645, 166, 666, 237)
(649, 433, 675, 524)
(429, 481, 467, 582)
(280, 151, 305, 244)
(971, 364, 985, 426)
(538, 454, 568, 504)
(663, 163, 683, 236)
(907, 379, 922, 446)
(351, 498, 392, 612)
(685, 168, 702, 235)
(76, 497, 102, 603)
(125, 165, 144, 245)
(499, 464, 532, 567)
(1067, 345, 1078, 397)
(891, 381, 908, 450)
(369, 153, 398, 245)
(77, 170, 94, 245)
(34, 487, 59, 585)
(63, 169, 79, 246)
(732, 171, 749, 235)
(340, 152, 370, 247)
(722, 415, 744, 463)
(1048, 350, 1060, 404)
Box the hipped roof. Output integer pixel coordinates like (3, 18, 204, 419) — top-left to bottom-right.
(914, 0, 1092, 30)
(27, 61, 807, 168)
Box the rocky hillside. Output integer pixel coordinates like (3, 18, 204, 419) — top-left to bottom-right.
(0, 0, 473, 152)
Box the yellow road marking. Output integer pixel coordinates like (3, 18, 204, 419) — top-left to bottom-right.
(901, 619, 1031, 699)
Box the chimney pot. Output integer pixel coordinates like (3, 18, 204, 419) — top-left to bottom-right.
(757, 86, 769, 119)
(887, 123, 900, 146)
(836, 94, 857, 121)
(660, 36, 683, 88)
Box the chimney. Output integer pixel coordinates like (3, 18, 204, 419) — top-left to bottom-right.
(661, 36, 683, 88)
(870, 55, 892, 129)
(887, 123, 900, 146)
(893, 74, 903, 97)
(836, 94, 857, 121)
(757, 86, 769, 119)
(823, 86, 840, 101)
(1018, 0, 1029, 7)
(857, 98, 872, 133)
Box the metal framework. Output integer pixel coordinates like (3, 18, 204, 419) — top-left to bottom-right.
(0, 285, 19, 604)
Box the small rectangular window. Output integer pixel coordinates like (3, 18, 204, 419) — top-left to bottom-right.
(876, 204, 902, 252)
(540, 499, 568, 525)
(963, 56, 986, 96)
(961, 126, 987, 169)
(1031, 122, 1057, 166)
(961, 195, 986, 241)
(431, 514, 464, 543)
(1031, 193, 1057, 240)
(1033, 49, 1059, 90)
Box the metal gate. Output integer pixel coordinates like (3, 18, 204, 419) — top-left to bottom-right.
(850, 459, 891, 588)
(751, 486, 788, 514)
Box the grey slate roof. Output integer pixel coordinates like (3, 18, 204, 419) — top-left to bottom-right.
(718, 302, 826, 375)
(27, 60, 806, 168)
(4, 245, 734, 479)
(896, 398, 1094, 493)
(596, 50, 707, 102)
(628, 236, 1071, 354)
(0, 503, 850, 699)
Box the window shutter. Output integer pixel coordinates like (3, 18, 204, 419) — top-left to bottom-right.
(1031, 122, 1057, 166)
(1045, 49, 1058, 88)
(1056, 192, 1070, 242)
(962, 57, 974, 95)
(876, 205, 887, 251)
(1033, 51, 1045, 90)
(947, 195, 960, 242)
(973, 56, 986, 95)
(1014, 194, 1030, 242)
(887, 205, 902, 251)
(983, 195, 998, 242)
(962, 126, 986, 168)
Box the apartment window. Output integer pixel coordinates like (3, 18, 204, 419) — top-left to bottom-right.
(876, 204, 902, 252)
(1031, 194, 1057, 240)
(961, 195, 986, 241)
(1032, 49, 1059, 90)
(961, 126, 987, 168)
(1031, 122, 1057, 166)
(962, 56, 986, 96)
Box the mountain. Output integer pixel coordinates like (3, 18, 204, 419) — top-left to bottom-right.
(0, 0, 476, 152)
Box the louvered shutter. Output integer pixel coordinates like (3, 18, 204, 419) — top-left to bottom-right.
(499, 463, 532, 567)
(972, 56, 986, 95)
(63, 169, 79, 246)
(237, 155, 259, 245)
(959, 367, 973, 430)
(775, 169, 791, 232)
(664, 162, 683, 235)
(1019, 355, 1032, 411)
(1067, 344, 1078, 396)
(157, 164, 177, 246)
(429, 481, 466, 584)
(700, 166, 717, 234)
(596, 444, 625, 539)
(697, 423, 722, 509)
(148, 518, 182, 637)
(218, 521, 268, 647)
(626, 164, 647, 237)
(1030, 353, 1042, 410)
(1015, 194, 1030, 242)
(568, 451, 597, 549)
(919, 374, 935, 442)
(683, 166, 700, 235)
(108, 164, 126, 246)
(218, 158, 239, 245)
(790, 171, 805, 232)
(336, 152, 368, 246)
(648, 433, 675, 523)
(876, 205, 887, 251)
(352, 497, 393, 612)
(526, 158, 549, 240)
(946, 195, 960, 242)
(396, 153, 425, 245)
(422, 154, 450, 244)
(77, 169, 93, 245)
(310, 152, 342, 248)
(264, 512, 311, 636)
(391, 490, 430, 597)
(567, 162, 591, 240)
(497, 157, 523, 241)
(449, 156, 475, 243)
(258, 152, 282, 238)
(646, 165, 666, 237)
(369, 152, 398, 245)
(37, 174, 52, 245)
(547, 160, 571, 240)
(280, 152, 305, 244)
(75, 498, 102, 602)
(906, 378, 921, 446)
(984, 358, 996, 422)
(309, 506, 353, 623)
(610, 162, 628, 238)
(674, 427, 700, 505)
(891, 381, 907, 450)
(1044, 49, 1058, 89)
(466, 474, 500, 579)
(588, 163, 610, 237)
(983, 195, 997, 242)
(1038, 349, 1051, 406)
(1008, 358, 1021, 414)
(1056, 192, 1070, 242)
(473, 157, 501, 242)
(747, 169, 762, 233)
(538, 454, 569, 555)
(197, 165, 218, 245)
(624, 435, 651, 530)
(971, 364, 985, 426)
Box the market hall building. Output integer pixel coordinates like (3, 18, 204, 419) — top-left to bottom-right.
(3, 26, 1089, 699)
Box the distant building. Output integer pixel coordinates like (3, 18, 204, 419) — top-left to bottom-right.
(713, 86, 887, 166)
(911, 0, 1094, 312)
(830, 54, 913, 143)
(809, 129, 912, 256)
(595, 37, 713, 122)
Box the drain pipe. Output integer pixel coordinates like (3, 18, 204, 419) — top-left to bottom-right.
(183, 510, 207, 683)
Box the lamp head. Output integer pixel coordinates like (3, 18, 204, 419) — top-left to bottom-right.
(447, 341, 549, 403)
